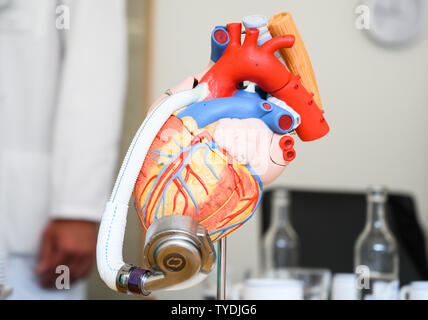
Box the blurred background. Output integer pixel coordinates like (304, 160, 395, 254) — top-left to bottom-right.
(83, 0, 428, 299)
(85, 0, 146, 300)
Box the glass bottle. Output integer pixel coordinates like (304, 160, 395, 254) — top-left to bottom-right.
(263, 188, 300, 277)
(354, 186, 399, 300)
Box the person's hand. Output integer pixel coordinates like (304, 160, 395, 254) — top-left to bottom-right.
(35, 219, 98, 288)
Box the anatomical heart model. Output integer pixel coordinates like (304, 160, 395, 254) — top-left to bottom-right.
(97, 13, 330, 295)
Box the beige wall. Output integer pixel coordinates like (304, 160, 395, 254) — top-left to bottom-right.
(145, 0, 428, 299)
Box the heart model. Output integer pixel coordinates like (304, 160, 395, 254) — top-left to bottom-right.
(97, 13, 330, 292)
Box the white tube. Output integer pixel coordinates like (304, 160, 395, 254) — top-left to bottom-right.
(97, 84, 209, 290)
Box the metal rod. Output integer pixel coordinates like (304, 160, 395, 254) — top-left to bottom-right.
(216, 237, 227, 300)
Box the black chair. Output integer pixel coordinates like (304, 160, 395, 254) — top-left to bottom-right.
(261, 188, 428, 285)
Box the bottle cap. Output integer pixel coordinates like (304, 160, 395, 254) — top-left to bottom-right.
(367, 185, 388, 203)
(272, 188, 290, 205)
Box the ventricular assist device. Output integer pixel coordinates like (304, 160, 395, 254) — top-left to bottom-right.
(97, 12, 330, 296)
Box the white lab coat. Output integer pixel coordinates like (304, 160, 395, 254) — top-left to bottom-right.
(0, 0, 127, 259)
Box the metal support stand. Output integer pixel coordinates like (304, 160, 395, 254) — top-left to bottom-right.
(216, 237, 227, 300)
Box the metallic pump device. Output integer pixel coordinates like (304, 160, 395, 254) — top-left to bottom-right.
(96, 12, 329, 296)
(116, 216, 215, 295)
